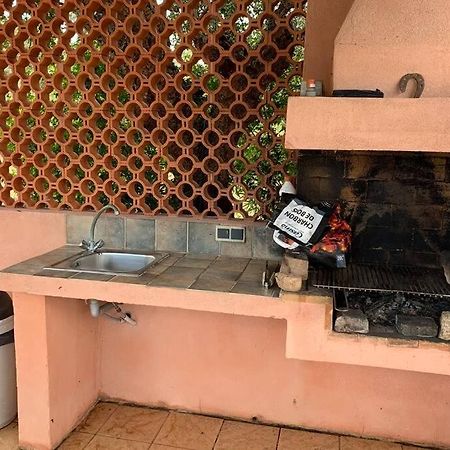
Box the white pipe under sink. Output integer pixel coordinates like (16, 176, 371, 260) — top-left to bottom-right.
(86, 299, 137, 325)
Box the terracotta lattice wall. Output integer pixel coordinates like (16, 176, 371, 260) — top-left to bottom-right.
(0, 0, 305, 219)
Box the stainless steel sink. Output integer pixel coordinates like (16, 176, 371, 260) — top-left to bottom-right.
(45, 250, 168, 277)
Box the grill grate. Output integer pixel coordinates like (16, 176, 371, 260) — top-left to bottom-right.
(311, 264, 450, 298)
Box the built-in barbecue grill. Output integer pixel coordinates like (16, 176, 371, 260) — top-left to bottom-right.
(281, 0, 450, 345)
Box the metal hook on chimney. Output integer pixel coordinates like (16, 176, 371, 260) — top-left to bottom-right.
(399, 73, 425, 98)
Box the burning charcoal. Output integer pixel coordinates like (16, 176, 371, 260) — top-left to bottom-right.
(335, 310, 369, 334)
(395, 315, 438, 338)
(439, 311, 450, 340)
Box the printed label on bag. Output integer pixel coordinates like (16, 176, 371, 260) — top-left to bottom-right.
(273, 200, 325, 244)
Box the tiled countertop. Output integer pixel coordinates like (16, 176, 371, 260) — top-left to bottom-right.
(0, 246, 331, 339)
(2, 246, 281, 298)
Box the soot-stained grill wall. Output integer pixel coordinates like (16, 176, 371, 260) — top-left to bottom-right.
(297, 151, 450, 268)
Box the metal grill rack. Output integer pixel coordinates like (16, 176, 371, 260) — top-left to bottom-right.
(311, 264, 450, 298)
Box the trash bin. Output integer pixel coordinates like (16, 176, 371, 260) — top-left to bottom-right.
(0, 292, 17, 428)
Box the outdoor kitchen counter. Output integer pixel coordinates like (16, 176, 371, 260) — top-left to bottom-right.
(1, 245, 283, 297)
(2, 246, 450, 370)
(2, 247, 450, 450)
(0, 245, 329, 329)
(1, 246, 333, 450)
(1, 246, 448, 378)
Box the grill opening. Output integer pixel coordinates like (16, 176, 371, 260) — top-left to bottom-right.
(331, 288, 450, 342)
(311, 263, 450, 297)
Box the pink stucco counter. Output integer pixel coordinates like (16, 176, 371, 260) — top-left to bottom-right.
(2, 247, 450, 449)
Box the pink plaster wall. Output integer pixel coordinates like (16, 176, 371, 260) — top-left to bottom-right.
(334, 0, 450, 97)
(46, 296, 99, 446)
(0, 210, 66, 270)
(288, 0, 450, 151)
(303, 0, 354, 95)
(5, 260, 450, 449)
(99, 305, 450, 448)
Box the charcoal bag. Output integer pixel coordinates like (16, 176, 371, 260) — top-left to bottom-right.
(269, 198, 330, 246)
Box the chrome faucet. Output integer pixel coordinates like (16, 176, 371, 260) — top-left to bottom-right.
(81, 204, 120, 252)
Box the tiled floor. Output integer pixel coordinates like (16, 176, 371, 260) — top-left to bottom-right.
(0, 403, 435, 450)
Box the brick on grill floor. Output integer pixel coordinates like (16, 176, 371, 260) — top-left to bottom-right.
(438, 311, 450, 340)
(395, 315, 438, 338)
(334, 309, 369, 334)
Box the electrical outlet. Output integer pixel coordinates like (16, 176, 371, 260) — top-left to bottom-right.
(216, 227, 230, 240)
(216, 226, 245, 243)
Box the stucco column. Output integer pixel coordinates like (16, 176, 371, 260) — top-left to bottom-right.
(13, 293, 52, 450)
(12, 294, 99, 450)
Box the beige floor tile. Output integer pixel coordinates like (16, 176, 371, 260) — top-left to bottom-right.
(77, 402, 119, 434)
(98, 405, 169, 443)
(0, 421, 18, 450)
(58, 431, 94, 449)
(85, 435, 150, 449)
(154, 412, 222, 450)
(278, 428, 339, 450)
(341, 436, 403, 450)
(214, 420, 279, 450)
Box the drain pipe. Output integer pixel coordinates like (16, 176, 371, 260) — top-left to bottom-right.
(88, 299, 102, 318)
(86, 299, 137, 325)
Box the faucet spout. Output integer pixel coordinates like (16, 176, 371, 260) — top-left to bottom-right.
(81, 204, 120, 252)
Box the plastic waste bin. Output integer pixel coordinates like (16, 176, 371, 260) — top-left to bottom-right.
(0, 292, 17, 428)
